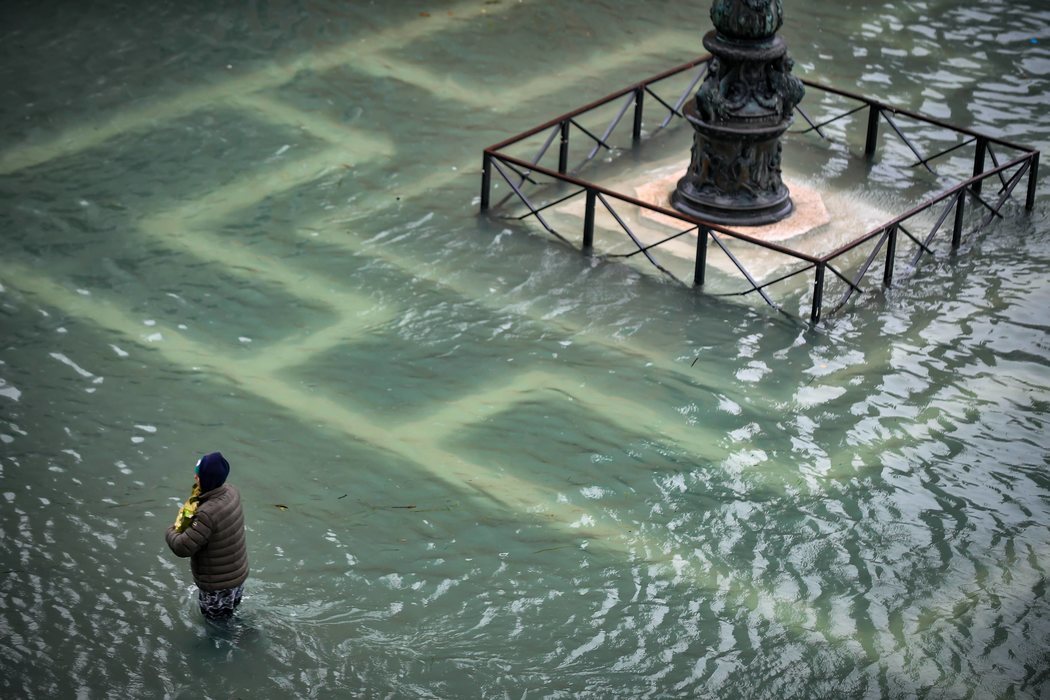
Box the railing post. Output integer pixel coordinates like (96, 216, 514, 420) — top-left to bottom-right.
(694, 226, 709, 286)
(883, 225, 898, 287)
(811, 263, 826, 323)
(952, 190, 966, 249)
(971, 136, 988, 196)
(582, 189, 596, 250)
(1027, 152, 1040, 212)
(633, 87, 645, 142)
(480, 152, 492, 211)
(558, 120, 570, 175)
(865, 104, 881, 158)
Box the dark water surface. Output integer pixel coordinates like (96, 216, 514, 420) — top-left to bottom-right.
(1, 1, 1049, 697)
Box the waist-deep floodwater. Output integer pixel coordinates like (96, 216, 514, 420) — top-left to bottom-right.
(2, 1, 1050, 697)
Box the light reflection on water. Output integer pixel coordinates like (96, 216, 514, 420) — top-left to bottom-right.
(1, 0, 1049, 697)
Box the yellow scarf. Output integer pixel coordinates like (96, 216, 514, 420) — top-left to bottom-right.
(173, 483, 201, 533)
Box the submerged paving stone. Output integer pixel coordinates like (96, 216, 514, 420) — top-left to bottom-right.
(637, 165, 832, 243)
(0, 107, 331, 244)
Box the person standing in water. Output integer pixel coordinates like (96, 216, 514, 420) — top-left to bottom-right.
(165, 452, 249, 620)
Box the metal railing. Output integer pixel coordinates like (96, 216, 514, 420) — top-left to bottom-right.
(480, 56, 1040, 323)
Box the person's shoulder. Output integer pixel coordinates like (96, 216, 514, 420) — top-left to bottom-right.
(220, 484, 242, 508)
(198, 484, 237, 507)
(198, 485, 241, 518)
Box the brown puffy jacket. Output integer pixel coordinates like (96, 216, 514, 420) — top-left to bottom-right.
(165, 484, 249, 591)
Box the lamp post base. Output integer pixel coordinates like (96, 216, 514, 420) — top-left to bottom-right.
(673, 102, 796, 227)
(671, 186, 794, 228)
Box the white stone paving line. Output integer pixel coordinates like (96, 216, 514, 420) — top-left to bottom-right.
(396, 368, 729, 469)
(140, 145, 740, 474)
(355, 29, 697, 111)
(0, 0, 540, 175)
(137, 146, 396, 355)
(229, 93, 382, 148)
(139, 143, 393, 231)
(0, 261, 586, 525)
(134, 131, 773, 464)
(0, 1, 830, 639)
(0, 262, 828, 644)
(291, 160, 777, 431)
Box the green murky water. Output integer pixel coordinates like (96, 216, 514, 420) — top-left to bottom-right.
(1, 1, 1049, 697)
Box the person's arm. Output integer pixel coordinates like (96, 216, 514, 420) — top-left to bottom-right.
(165, 509, 213, 557)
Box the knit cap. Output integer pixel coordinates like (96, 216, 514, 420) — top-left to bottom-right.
(196, 452, 230, 492)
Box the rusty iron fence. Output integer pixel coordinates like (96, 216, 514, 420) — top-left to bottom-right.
(479, 56, 1040, 323)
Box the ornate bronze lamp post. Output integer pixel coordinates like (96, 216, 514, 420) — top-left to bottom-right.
(672, 0, 805, 226)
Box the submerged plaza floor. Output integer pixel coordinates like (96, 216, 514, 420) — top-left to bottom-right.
(1, 1, 1049, 697)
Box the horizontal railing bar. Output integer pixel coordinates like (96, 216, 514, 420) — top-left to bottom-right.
(486, 61, 1037, 160)
(485, 56, 711, 153)
(819, 152, 1034, 262)
(799, 78, 1038, 154)
(482, 59, 1041, 322)
(489, 152, 825, 263)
